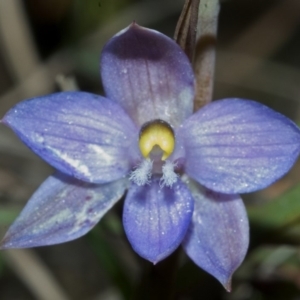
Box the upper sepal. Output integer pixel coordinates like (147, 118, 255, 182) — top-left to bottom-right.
(101, 23, 194, 128)
(178, 98, 300, 193)
(2, 91, 139, 184)
(1, 172, 128, 248)
(182, 180, 249, 290)
(123, 177, 194, 263)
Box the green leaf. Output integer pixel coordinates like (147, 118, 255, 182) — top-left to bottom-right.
(87, 220, 133, 298)
(0, 206, 19, 225)
(248, 184, 300, 230)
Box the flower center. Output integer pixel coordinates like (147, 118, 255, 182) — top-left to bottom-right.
(129, 120, 178, 187)
(139, 119, 175, 160)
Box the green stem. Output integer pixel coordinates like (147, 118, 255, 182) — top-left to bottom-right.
(132, 249, 180, 300)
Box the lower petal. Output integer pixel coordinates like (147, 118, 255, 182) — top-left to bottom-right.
(1, 172, 128, 248)
(182, 180, 249, 290)
(123, 177, 194, 264)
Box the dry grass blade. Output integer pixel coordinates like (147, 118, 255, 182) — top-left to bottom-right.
(0, 2, 71, 299)
(174, 0, 195, 61)
(0, 0, 40, 81)
(174, 0, 200, 61)
(0, 54, 73, 117)
(2, 249, 70, 300)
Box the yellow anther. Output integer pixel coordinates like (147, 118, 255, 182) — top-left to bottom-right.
(139, 120, 175, 160)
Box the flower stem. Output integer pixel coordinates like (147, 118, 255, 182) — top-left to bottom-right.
(132, 249, 180, 300)
(194, 0, 220, 110)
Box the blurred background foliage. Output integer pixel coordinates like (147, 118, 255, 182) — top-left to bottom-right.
(0, 0, 300, 299)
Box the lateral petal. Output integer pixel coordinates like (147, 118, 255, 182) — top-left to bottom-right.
(123, 177, 193, 263)
(178, 99, 300, 193)
(101, 23, 194, 127)
(183, 181, 249, 290)
(1, 173, 128, 248)
(2, 91, 139, 183)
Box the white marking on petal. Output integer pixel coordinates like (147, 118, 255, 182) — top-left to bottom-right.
(129, 159, 153, 186)
(33, 209, 70, 234)
(88, 144, 114, 164)
(68, 187, 119, 236)
(51, 149, 91, 177)
(160, 160, 178, 187)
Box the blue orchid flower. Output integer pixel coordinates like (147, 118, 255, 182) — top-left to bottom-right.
(1, 23, 300, 289)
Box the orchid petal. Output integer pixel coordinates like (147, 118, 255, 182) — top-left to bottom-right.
(1, 173, 127, 248)
(2, 91, 139, 184)
(178, 99, 300, 193)
(183, 181, 249, 290)
(101, 23, 194, 127)
(123, 177, 193, 263)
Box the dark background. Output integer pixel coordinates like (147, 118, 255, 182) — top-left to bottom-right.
(0, 0, 300, 299)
